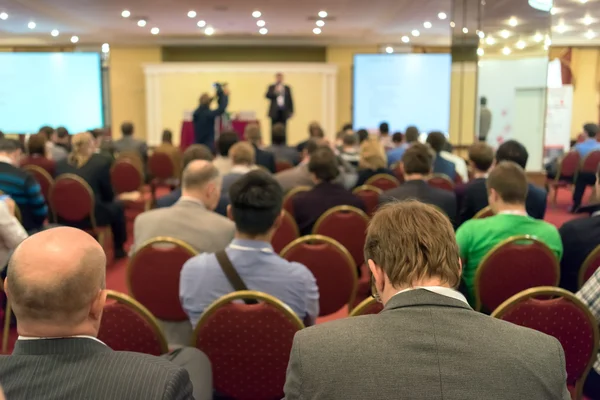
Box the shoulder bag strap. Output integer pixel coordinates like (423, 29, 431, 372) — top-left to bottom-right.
(215, 250, 258, 305)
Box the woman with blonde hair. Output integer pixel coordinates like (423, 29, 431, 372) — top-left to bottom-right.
(55, 132, 127, 258)
(354, 137, 395, 187)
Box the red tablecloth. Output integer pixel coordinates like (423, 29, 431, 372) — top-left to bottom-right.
(179, 119, 260, 151)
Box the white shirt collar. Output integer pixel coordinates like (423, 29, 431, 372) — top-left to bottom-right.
(592, 209, 600, 217)
(390, 286, 469, 305)
(230, 165, 256, 174)
(18, 335, 107, 346)
(0, 155, 14, 165)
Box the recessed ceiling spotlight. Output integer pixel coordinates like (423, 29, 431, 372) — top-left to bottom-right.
(313, 27, 322, 34)
(508, 16, 518, 27)
(462, 27, 469, 33)
(500, 29, 511, 38)
(101, 43, 110, 53)
(259, 27, 268, 35)
(137, 19, 147, 27)
(401, 36, 410, 43)
(316, 20, 325, 27)
(27, 21, 36, 29)
(385, 46, 394, 54)
(555, 22, 567, 34)
(533, 32, 543, 42)
(516, 40, 526, 49)
(583, 14, 593, 26)
(450, 21, 455, 28)
(545, 36, 552, 46)
(477, 48, 484, 56)
(585, 29, 596, 39)
(502, 47, 512, 55)
(424, 21, 432, 29)
(438, 12, 447, 20)
(0, 12, 8, 20)
(318, 11, 328, 18)
(51, 29, 59, 37)
(121, 10, 131, 18)
(151, 27, 159, 34)
(70, 35, 79, 43)
(477, 30, 485, 38)
(257, 20, 266, 27)
(252, 11, 262, 18)
(411, 29, 420, 36)
(204, 26, 215, 35)
(579, 0, 588, 3)
(550, 7, 558, 15)
(197, 20, 206, 28)
(187, 11, 197, 18)
(485, 36, 496, 45)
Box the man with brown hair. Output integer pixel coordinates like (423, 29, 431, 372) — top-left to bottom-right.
(284, 200, 569, 400)
(155, 129, 183, 178)
(265, 123, 300, 165)
(456, 161, 562, 302)
(458, 142, 495, 223)
(244, 123, 276, 173)
(380, 142, 456, 226)
(221, 142, 258, 193)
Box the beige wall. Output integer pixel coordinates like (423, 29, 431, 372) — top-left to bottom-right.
(570, 48, 600, 138)
(449, 62, 477, 147)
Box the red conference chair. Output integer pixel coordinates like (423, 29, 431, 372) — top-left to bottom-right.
(348, 296, 384, 317)
(111, 159, 144, 194)
(271, 211, 299, 254)
(454, 174, 463, 185)
(352, 185, 382, 216)
(98, 290, 169, 356)
(579, 244, 600, 289)
(581, 150, 600, 174)
(23, 164, 54, 203)
(474, 235, 560, 313)
(473, 206, 494, 219)
(427, 173, 455, 192)
(275, 160, 294, 173)
(390, 162, 405, 183)
(547, 151, 580, 205)
(128, 237, 197, 321)
(148, 151, 176, 181)
(192, 291, 304, 400)
(492, 287, 599, 400)
(282, 186, 311, 217)
(281, 235, 357, 316)
(365, 174, 400, 191)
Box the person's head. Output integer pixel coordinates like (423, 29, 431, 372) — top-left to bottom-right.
(405, 126, 420, 143)
(120, 122, 134, 137)
(0, 131, 4, 140)
(229, 142, 255, 166)
(468, 142, 494, 173)
(379, 122, 390, 135)
(182, 144, 214, 168)
(68, 132, 94, 167)
(244, 123, 262, 146)
(342, 123, 353, 131)
(342, 132, 358, 148)
(5, 227, 107, 337)
(426, 131, 446, 153)
(55, 127, 69, 144)
(301, 138, 322, 161)
(308, 147, 340, 183)
(199, 93, 212, 106)
(359, 138, 387, 170)
(495, 140, 528, 169)
(275, 72, 284, 84)
(271, 123, 287, 146)
(357, 129, 369, 143)
(27, 133, 47, 157)
(216, 131, 239, 157)
(480, 96, 487, 106)
(161, 129, 173, 144)
(181, 160, 222, 210)
(584, 123, 599, 139)
(486, 161, 528, 211)
(401, 142, 433, 177)
(227, 170, 284, 240)
(392, 132, 404, 145)
(308, 122, 324, 138)
(366, 201, 461, 304)
(38, 126, 54, 140)
(0, 138, 22, 165)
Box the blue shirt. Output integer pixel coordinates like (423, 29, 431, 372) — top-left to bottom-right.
(179, 239, 320, 327)
(575, 139, 600, 158)
(386, 144, 409, 167)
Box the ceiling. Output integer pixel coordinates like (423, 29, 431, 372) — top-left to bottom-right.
(0, 0, 597, 49)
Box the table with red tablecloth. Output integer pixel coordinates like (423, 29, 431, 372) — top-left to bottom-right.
(179, 119, 260, 151)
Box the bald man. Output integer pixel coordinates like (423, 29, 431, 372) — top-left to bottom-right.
(0, 227, 212, 400)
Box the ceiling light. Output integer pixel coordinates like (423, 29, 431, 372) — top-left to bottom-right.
(151, 27, 159, 35)
(401, 36, 410, 43)
(259, 27, 268, 35)
(137, 19, 146, 27)
(579, 0, 588, 3)
(424, 21, 432, 29)
(516, 40, 526, 49)
(533, 32, 543, 42)
(252, 11, 262, 18)
(545, 36, 552, 46)
(485, 36, 495, 45)
(502, 47, 512, 55)
(318, 11, 328, 18)
(0, 12, 8, 20)
(385, 46, 394, 54)
(450, 21, 455, 27)
(500, 30, 510, 38)
(583, 14, 593, 26)
(51, 29, 59, 37)
(438, 12, 447, 20)
(70, 35, 79, 43)
(101, 43, 110, 53)
(316, 20, 325, 27)
(477, 48, 484, 56)
(477, 30, 485, 38)
(197, 20, 206, 28)
(508, 17, 518, 27)
(585, 29, 596, 39)
(257, 20, 266, 27)
(550, 7, 558, 15)
(313, 27, 322, 35)
(121, 10, 130, 18)
(462, 27, 469, 33)
(411, 29, 420, 36)
(27, 21, 36, 29)
(555, 22, 567, 34)
(204, 26, 215, 35)
(187, 11, 196, 18)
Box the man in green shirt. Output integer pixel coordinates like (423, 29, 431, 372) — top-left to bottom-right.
(456, 161, 563, 304)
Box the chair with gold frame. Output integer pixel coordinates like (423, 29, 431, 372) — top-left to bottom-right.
(474, 235, 560, 313)
(282, 185, 311, 217)
(110, 158, 151, 215)
(365, 173, 400, 192)
(579, 244, 600, 289)
(115, 151, 145, 173)
(192, 290, 304, 400)
(492, 287, 599, 400)
(281, 235, 357, 317)
(98, 290, 169, 356)
(271, 210, 300, 254)
(348, 296, 384, 317)
(22, 164, 54, 204)
(473, 205, 494, 219)
(426, 173, 455, 192)
(1, 286, 11, 354)
(352, 185, 382, 216)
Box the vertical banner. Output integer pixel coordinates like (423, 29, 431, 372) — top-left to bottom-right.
(544, 85, 573, 163)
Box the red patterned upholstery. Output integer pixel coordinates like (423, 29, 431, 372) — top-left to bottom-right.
(475, 236, 559, 312)
(128, 238, 197, 321)
(50, 174, 94, 223)
(581, 150, 600, 173)
(276, 160, 293, 173)
(365, 174, 400, 191)
(111, 160, 143, 194)
(579, 245, 600, 289)
(349, 297, 384, 317)
(473, 206, 494, 219)
(427, 174, 454, 192)
(492, 287, 598, 398)
(352, 185, 382, 216)
(98, 291, 168, 356)
(282, 186, 311, 217)
(194, 291, 303, 400)
(281, 235, 357, 316)
(312, 206, 369, 269)
(149, 152, 175, 180)
(23, 165, 54, 202)
(271, 211, 299, 254)
(454, 174, 463, 185)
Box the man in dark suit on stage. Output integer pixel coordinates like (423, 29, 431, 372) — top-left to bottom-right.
(266, 72, 294, 143)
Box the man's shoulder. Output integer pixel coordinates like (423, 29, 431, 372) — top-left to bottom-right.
(528, 183, 548, 198)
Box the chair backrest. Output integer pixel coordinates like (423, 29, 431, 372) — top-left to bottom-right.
(116, 151, 144, 171)
(49, 174, 96, 227)
(557, 151, 580, 178)
(348, 296, 384, 317)
(281, 235, 357, 316)
(581, 150, 600, 173)
(193, 291, 304, 400)
(492, 287, 599, 399)
(282, 186, 311, 217)
(312, 205, 369, 268)
(365, 174, 400, 191)
(111, 159, 144, 194)
(473, 205, 495, 219)
(98, 290, 169, 356)
(128, 237, 198, 321)
(475, 235, 560, 312)
(271, 210, 299, 254)
(579, 244, 600, 289)
(276, 160, 293, 173)
(390, 162, 405, 183)
(352, 185, 382, 216)
(148, 151, 176, 180)
(23, 164, 54, 202)
(454, 174, 463, 184)
(427, 173, 455, 192)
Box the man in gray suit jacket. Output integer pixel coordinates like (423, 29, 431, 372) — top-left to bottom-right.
(0, 226, 212, 400)
(113, 121, 148, 161)
(284, 201, 570, 400)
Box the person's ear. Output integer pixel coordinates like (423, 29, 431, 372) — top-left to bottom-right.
(226, 205, 233, 221)
(89, 289, 107, 322)
(368, 259, 385, 294)
(3, 278, 9, 297)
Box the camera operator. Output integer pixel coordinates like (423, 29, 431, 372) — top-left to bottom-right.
(193, 83, 230, 152)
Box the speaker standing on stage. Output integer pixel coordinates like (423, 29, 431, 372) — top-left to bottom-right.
(266, 72, 294, 142)
(193, 84, 229, 152)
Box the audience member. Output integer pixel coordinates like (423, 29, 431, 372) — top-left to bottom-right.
(355, 138, 394, 187)
(391, 131, 403, 146)
(356, 128, 369, 144)
(296, 122, 324, 152)
(275, 139, 321, 192)
(51, 127, 70, 161)
(339, 131, 360, 167)
(180, 170, 319, 327)
(213, 131, 238, 176)
(90, 129, 115, 161)
(378, 122, 393, 151)
(56, 133, 127, 259)
(222, 142, 258, 193)
(283, 201, 570, 400)
(0, 197, 27, 271)
(265, 123, 300, 165)
(577, 268, 600, 398)
(22, 133, 56, 176)
(439, 140, 468, 183)
(113, 122, 148, 162)
(155, 129, 183, 178)
(0, 139, 47, 232)
(293, 147, 365, 235)
(380, 143, 456, 225)
(245, 123, 276, 173)
(459, 142, 495, 223)
(426, 132, 457, 181)
(456, 161, 562, 304)
(571, 123, 600, 211)
(387, 125, 418, 166)
(0, 227, 211, 400)
(134, 160, 234, 254)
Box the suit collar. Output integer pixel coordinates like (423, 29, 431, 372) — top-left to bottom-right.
(13, 337, 112, 356)
(175, 196, 206, 209)
(403, 179, 427, 187)
(382, 288, 473, 313)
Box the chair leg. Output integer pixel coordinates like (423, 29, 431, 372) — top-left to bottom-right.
(3, 301, 11, 354)
(553, 186, 558, 206)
